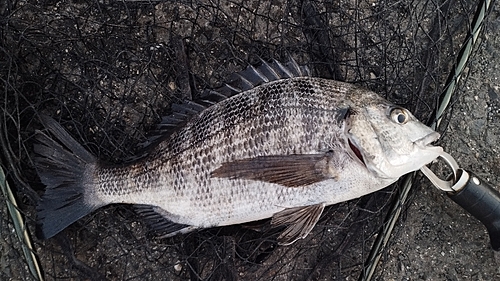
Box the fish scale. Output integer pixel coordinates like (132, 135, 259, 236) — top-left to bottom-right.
(95, 79, 355, 213)
(97, 79, 385, 223)
(35, 64, 442, 245)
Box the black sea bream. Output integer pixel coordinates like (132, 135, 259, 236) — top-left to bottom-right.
(35, 60, 442, 245)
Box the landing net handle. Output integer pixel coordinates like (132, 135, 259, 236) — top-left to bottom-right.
(448, 169, 500, 251)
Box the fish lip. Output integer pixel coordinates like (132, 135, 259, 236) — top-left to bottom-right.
(414, 131, 441, 147)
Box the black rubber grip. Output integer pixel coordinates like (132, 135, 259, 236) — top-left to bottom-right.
(448, 169, 500, 251)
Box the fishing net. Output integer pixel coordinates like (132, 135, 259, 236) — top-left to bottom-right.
(0, 0, 495, 280)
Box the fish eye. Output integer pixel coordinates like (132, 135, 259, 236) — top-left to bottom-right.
(390, 108, 409, 124)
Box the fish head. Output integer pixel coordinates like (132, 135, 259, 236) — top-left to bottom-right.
(345, 101, 443, 179)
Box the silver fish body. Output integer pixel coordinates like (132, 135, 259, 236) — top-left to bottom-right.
(35, 67, 442, 244)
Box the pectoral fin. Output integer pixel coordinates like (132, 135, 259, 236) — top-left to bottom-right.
(271, 203, 325, 245)
(211, 152, 338, 187)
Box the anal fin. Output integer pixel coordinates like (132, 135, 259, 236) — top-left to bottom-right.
(134, 205, 197, 238)
(271, 203, 325, 245)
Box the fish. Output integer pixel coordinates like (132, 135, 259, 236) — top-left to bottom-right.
(34, 59, 443, 245)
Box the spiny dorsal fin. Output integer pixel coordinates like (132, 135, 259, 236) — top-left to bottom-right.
(271, 203, 325, 245)
(211, 151, 338, 188)
(139, 57, 310, 151)
(258, 58, 310, 80)
(203, 57, 311, 99)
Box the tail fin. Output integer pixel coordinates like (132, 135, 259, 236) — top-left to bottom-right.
(34, 116, 102, 239)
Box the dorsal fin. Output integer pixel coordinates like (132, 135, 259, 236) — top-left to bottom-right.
(137, 57, 310, 153)
(135, 100, 208, 151)
(258, 58, 309, 80)
(203, 57, 311, 99)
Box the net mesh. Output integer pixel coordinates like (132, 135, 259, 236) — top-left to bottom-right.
(0, 0, 484, 280)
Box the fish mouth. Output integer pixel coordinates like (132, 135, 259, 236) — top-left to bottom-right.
(348, 139, 366, 166)
(413, 131, 441, 148)
(347, 131, 440, 168)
